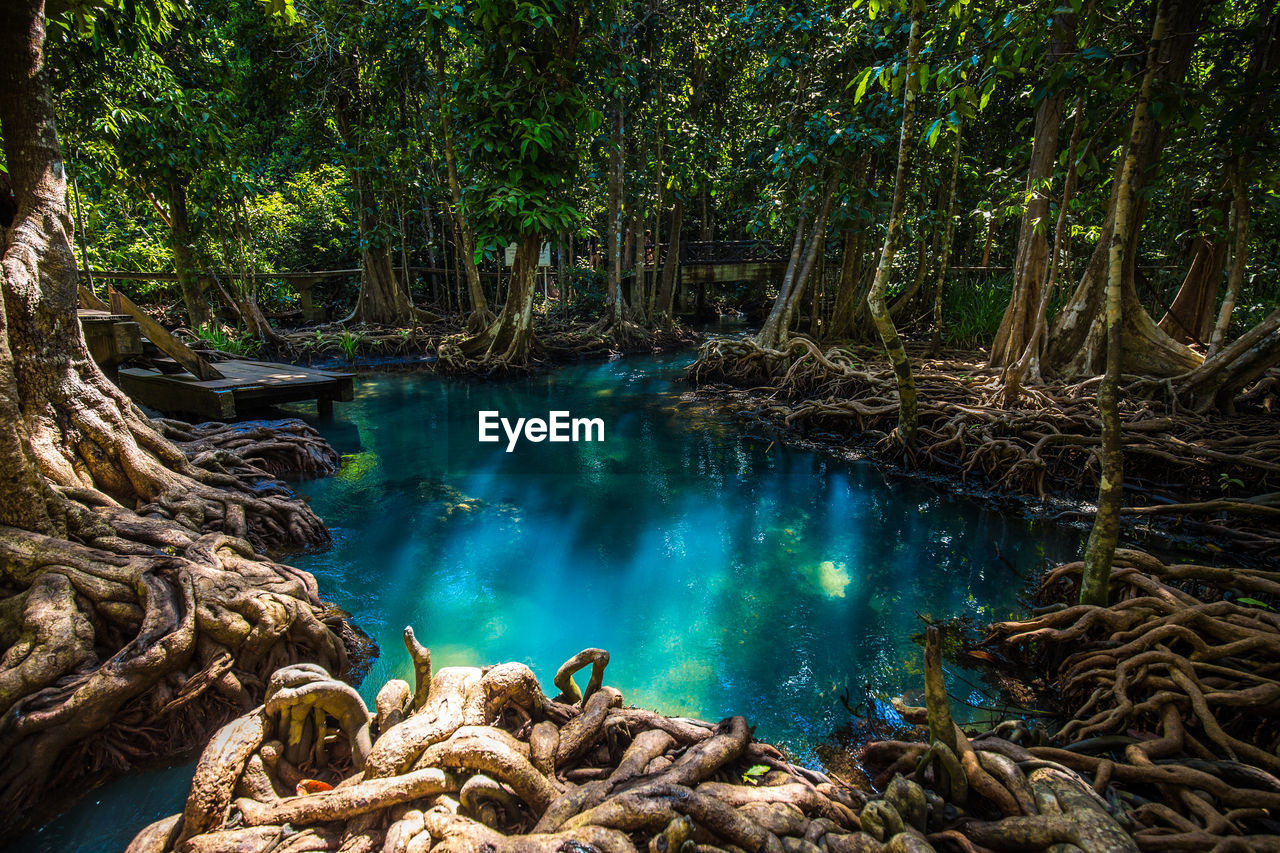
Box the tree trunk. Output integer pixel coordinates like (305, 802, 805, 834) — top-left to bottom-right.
(606, 104, 625, 326)
(827, 229, 870, 340)
(1207, 169, 1249, 358)
(755, 217, 807, 349)
(655, 198, 683, 321)
(1176, 307, 1279, 414)
(778, 176, 839, 337)
(346, 171, 417, 326)
(929, 122, 962, 355)
(1158, 190, 1230, 344)
(1002, 96, 1084, 396)
(866, 0, 924, 447)
(168, 182, 210, 330)
(438, 70, 490, 331)
(332, 83, 416, 327)
(889, 224, 931, 318)
(462, 232, 541, 363)
(0, 0, 349, 825)
(990, 10, 1076, 368)
(1046, 0, 1205, 379)
(629, 187, 647, 325)
(1080, 3, 1167, 607)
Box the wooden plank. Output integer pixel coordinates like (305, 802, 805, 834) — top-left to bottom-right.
(118, 368, 238, 420)
(80, 312, 142, 368)
(79, 284, 110, 310)
(108, 286, 224, 381)
(115, 359, 352, 420)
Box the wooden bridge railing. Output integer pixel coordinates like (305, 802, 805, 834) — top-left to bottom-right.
(676, 240, 788, 265)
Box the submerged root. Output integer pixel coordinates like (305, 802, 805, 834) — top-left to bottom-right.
(145, 644, 879, 853)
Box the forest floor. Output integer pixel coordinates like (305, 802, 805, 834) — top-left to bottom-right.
(182, 313, 702, 375)
(686, 334, 1280, 563)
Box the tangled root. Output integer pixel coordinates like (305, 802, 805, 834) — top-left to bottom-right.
(688, 335, 1280, 554)
(856, 549, 1280, 851)
(155, 418, 340, 480)
(138, 637, 897, 853)
(0, 418, 361, 834)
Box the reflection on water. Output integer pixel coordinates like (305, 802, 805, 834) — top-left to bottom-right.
(13, 352, 1080, 852)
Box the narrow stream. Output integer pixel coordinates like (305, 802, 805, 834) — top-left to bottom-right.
(15, 352, 1082, 852)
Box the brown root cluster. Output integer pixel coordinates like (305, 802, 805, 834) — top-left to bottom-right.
(687, 336, 1280, 554)
(858, 549, 1280, 851)
(0, 418, 359, 833)
(434, 317, 697, 376)
(979, 548, 1280, 850)
(135, 636, 937, 853)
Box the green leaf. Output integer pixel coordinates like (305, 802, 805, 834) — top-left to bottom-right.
(741, 764, 771, 784)
(1236, 598, 1276, 611)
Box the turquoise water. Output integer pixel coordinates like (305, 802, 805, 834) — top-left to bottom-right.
(13, 352, 1081, 852)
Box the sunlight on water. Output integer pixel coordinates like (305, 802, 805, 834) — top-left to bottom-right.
(14, 352, 1081, 853)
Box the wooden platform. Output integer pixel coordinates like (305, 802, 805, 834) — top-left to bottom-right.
(118, 360, 354, 420)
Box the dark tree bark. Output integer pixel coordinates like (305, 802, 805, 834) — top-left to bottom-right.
(654, 198, 683, 321)
(1158, 190, 1230, 344)
(1046, 0, 1205, 379)
(435, 47, 491, 331)
(462, 232, 542, 363)
(929, 122, 962, 355)
(332, 74, 420, 327)
(1080, 2, 1167, 607)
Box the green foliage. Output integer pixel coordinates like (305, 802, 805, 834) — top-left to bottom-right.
(336, 330, 366, 362)
(190, 323, 259, 356)
(940, 271, 1011, 349)
(563, 264, 607, 320)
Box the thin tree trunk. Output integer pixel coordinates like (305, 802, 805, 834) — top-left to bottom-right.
(437, 68, 490, 329)
(755, 217, 808, 349)
(606, 104, 625, 326)
(655, 198, 683, 320)
(866, 0, 924, 446)
(169, 181, 211, 329)
(779, 176, 839, 335)
(1003, 96, 1084, 395)
(990, 10, 1076, 368)
(929, 121, 962, 355)
(1080, 2, 1166, 607)
(889, 224, 931, 317)
(1207, 169, 1249, 358)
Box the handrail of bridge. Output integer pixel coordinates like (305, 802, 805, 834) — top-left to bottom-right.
(78, 266, 501, 284)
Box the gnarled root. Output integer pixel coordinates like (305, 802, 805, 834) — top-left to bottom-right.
(144, 642, 873, 853)
(0, 417, 360, 834)
(857, 549, 1280, 851)
(687, 336, 1280, 554)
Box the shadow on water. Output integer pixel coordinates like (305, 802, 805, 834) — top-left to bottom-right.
(14, 351, 1082, 852)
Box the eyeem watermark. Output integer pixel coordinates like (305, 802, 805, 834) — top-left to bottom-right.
(478, 410, 605, 452)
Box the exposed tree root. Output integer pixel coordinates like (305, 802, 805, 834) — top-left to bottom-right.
(852, 549, 1280, 852)
(687, 335, 1280, 555)
(0, 418, 362, 835)
(140, 638, 907, 853)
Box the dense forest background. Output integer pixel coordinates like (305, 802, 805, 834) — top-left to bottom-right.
(37, 0, 1279, 358)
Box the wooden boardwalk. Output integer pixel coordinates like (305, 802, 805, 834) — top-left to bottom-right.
(118, 359, 354, 420)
